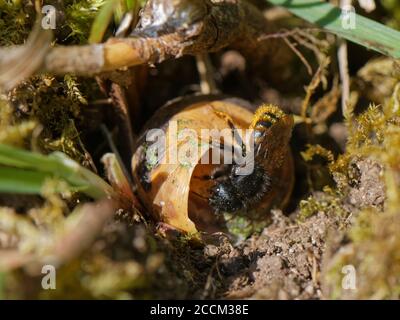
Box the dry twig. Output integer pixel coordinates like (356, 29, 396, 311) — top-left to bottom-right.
(0, 0, 291, 90)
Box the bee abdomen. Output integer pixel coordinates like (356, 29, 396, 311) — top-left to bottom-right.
(209, 165, 272, 214)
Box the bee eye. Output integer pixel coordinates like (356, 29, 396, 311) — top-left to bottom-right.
(255, 120, 274, 129)
(250, 104, 285, 131)
(262, 112, 279, 121)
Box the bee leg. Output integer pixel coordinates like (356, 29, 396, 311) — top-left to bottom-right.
(212, 109, 246, 154)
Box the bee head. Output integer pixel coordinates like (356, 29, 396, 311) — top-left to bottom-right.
(249, 104, 293, 164)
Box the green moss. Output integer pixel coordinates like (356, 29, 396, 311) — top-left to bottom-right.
(0, 0, 32, 46)
(322, 75, 400, 299)
(0, 0, 107, 45)
(65, 0, 106, 43)
(324, 208, 400, 299)
(7, 75, 99, 163)
(301, 144, 334, 164)
(298, 187, 347, 221)
(0, 100, 37, 147)
(224, 211, 268, 242)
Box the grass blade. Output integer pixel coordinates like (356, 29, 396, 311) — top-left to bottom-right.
(0, 144, 114, 199)
(0, 167, 49, 194)
(89, 0, 119, 44)
(267, 0, 400, 58)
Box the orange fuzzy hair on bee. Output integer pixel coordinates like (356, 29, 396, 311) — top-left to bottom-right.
(250, 104, 286, 130)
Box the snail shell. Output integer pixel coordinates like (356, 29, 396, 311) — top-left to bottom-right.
(131, 95, 294, 234)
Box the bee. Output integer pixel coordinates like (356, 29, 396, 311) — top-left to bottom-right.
(131, 95, 294, 234)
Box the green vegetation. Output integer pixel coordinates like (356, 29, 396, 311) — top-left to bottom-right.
(1, 0, 400, 300)
(267, 0, 400, 58)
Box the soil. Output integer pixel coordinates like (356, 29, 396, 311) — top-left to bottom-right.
(183, 157, 384, 300)
(218, 210, 341, 299)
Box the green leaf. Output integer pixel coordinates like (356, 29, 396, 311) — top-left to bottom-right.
(125, 0, 135, 11)
(267, 0, 400, 58)
(0, 143, 114, 199)
(0, 143, 60, 171)
(0, 167, 49, 194)
(89, 0, 120, 44)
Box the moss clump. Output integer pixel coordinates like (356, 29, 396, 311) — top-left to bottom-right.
(298, 187, 348, 222)
(321, 70, 400, 298)
(0, 0, 107, 46)
(0, 181, 162, 299)
(324, 208, 400, 299)
(0, 0, 33, 46)
(298, 144, 342, 221)
(10, 75, 81, 133)
(64, 0, 106, 43)
(0, 100, 36, 147)
(301, 144, 334, 164)
(6, 74, 100, 164)
(223, 212, 268, 242)
(295, 58, 400, 299)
